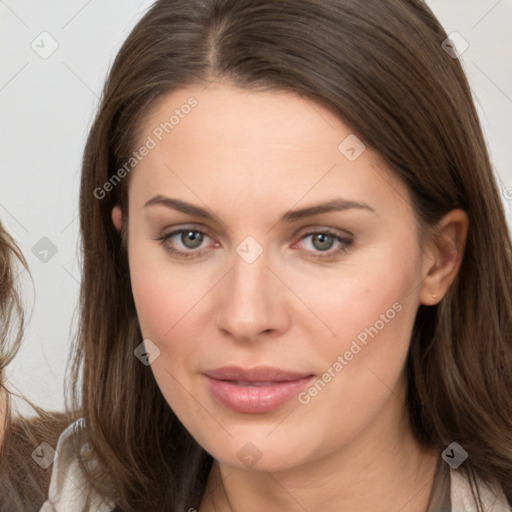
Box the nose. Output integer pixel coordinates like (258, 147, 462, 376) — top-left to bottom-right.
(214, 247, 291, 343)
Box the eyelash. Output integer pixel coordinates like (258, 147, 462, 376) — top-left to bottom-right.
(154, 227, 353, 260)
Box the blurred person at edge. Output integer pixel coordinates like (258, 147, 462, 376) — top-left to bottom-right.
(0, 221, 68, 511)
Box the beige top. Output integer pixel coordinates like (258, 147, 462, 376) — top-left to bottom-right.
(426, 453, 511, 512)
(41, 419, 511, 512)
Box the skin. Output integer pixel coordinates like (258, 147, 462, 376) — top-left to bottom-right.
(112, 82, 468, 512)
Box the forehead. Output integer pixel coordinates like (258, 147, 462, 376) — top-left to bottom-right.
(141, 82, 345, 153)
(129, 82, 413, 224)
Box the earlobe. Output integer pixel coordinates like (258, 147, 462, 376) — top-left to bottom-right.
(419, 209, 469, 306)
(112, 205, 123, 232)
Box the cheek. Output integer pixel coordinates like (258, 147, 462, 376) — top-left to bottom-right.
(128, 225, 200, 341)
(128, 240, 219, 389)
(129, 258, 205, 418)
(129, 254, 213, 437)
(130, 255, 171, 340)
(290, 245, 421, 418)
(289, 242, 420, 352)
(130, 262, 202, 352)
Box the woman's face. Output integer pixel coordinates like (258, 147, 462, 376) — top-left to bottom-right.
(116, 83, 436, 472)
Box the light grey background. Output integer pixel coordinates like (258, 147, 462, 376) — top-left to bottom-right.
(1, 0, 511, 414)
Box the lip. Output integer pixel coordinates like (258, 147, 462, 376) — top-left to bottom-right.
(203, 366, 315, 414)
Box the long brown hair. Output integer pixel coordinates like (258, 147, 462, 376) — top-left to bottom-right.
(0, 220, 25, 392)
(0, 221, 69, 510)
(73, 0, 512, 509)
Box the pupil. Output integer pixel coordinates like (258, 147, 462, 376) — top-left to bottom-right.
(183, 231, 203, 248)
(313, 233, 333, 251)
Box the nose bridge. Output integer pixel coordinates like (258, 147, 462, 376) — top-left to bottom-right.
(215, 240, 287, 340)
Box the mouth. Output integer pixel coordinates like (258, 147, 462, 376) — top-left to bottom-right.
(203, 366, 315, 414)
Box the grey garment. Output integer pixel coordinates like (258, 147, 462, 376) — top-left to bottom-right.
(426, 458, 451, 512)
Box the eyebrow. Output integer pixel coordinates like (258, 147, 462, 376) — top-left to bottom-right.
(143, 195, 376, 223)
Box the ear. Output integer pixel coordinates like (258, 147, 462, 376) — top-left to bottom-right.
(418, 209, 469, 306)
(112, 205, 123, 232)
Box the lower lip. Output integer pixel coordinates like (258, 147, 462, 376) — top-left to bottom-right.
(204, 375, 314, 413)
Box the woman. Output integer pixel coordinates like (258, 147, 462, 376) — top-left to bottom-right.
(43, 0, 512, 510)
(0, 221, 68, 511)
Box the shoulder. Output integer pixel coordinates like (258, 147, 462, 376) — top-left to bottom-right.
(450, 466, 512, 512)
(40, 418, 115, 512)
(0, 410, 68, 510)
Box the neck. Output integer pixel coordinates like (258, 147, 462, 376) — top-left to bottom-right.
(199, 380, 439, 512)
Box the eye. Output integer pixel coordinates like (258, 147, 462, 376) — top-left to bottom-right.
(154, 227, 353, 260)
(176, 230, 204, 249)
(296, 230, 353, 259)
(154, 227, 215, 258)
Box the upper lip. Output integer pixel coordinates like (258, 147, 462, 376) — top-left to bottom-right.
(204, 366, 313, 382)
